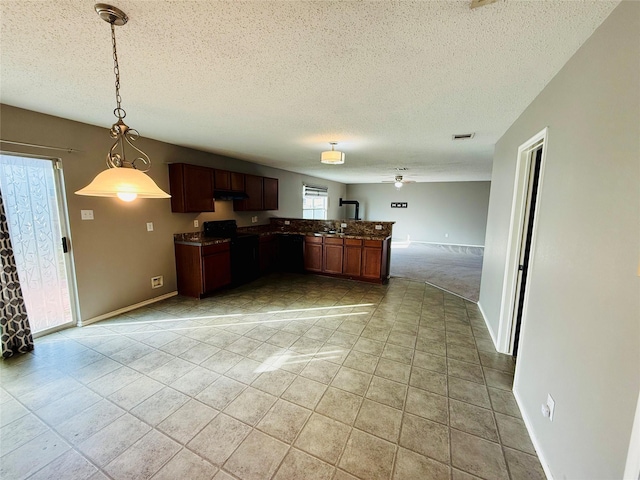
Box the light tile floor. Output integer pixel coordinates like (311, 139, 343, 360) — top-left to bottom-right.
(0, 274, 546, 480)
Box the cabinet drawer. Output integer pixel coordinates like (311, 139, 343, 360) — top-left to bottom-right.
(345, 238, 362, 247)
(324, 237, 344, 245)
(305, 236, 323, 244)
(364, 239, 382, 248)
(202, 242, 230, 256)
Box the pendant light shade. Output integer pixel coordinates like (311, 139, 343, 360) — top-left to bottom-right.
(321, 142, 345, 165)
(75, 167, 170, 202)
(76, 4, 170, 202)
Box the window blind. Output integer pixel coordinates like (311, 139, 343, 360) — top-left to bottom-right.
(303, 185, 328, 197)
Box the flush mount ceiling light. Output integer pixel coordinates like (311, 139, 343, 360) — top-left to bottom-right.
(75, 4, 170, 202)
(320, 142, 345, 165)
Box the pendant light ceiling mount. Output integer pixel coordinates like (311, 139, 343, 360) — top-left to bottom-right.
(75, 4, 170, 202)
(320, 142, 345, 165)
(95, 3, 128, 26)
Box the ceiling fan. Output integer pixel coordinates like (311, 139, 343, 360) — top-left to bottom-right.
(382, 175, 415, 189)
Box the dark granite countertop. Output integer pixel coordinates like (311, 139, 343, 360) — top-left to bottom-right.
(174, 230, 390, 245)
(173, 232, 231, 246)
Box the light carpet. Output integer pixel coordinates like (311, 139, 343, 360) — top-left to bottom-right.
(390, 242, 484, 302)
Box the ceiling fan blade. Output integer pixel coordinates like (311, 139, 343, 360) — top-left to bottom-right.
(470, 0, 498, 9)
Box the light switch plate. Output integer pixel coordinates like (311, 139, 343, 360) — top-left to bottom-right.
(284, 220, 290, 225)
(81, 210, 94, 220)
(146, 222, 154, 232)
(375, 225, 382, 230)
(341, 223, 347, 228)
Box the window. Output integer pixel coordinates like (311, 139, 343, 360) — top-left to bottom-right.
(303, 184, 328, 220)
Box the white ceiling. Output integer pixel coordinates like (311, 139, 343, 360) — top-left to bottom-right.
(0, 0, 618, 184)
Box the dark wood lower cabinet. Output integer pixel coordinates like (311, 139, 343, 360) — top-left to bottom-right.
(343, 239, 363, 276)
(304, 237, 323, 272)
(323, 238, 344, 274)
(304, 235, 390, 283)
(362, 242, 383, 279)
(175, 242, 231, 298)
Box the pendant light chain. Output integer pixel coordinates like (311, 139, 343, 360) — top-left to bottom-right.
(111, 22, 125, 120)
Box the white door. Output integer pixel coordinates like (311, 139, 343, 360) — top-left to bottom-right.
(0, 153, 76, 334)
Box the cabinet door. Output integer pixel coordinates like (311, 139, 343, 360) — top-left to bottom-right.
(362, 245, 383, 279)
(230, 172, 245, 192)
(203, 252, 231, 292)
(263, 177, 279, 211)
(214, 170, 231, 190)
(183, 164, 215, 212)
(169, 163, 215, 213)
(343, 245, 362, 276)
(323, 244, 343, 274)
(304, 240, 323, 272)
(174, 243, 204, 298)
(234, 174, 263, 211)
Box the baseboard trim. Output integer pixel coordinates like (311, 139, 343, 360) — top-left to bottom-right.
(513, 388, 554, 480)
(392, 240, 485, 248)
(477, 301, 499, 349)
(79, 291, 178, 327)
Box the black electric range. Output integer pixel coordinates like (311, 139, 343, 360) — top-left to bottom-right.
(203, 220, 259, 286)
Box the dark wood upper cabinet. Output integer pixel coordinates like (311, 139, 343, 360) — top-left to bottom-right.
(263, 177, 279, 211)
(214, 169, 231, 190)
(234, 174, 263, 211)
(171, 163, 276, 213)
(169, 163, 215, 213)
(214, 170, 245, 192)
(231, 172, 245, 192)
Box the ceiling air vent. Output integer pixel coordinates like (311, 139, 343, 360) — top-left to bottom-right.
(452, 133, 475, 140)
(395, 167, 409, 171)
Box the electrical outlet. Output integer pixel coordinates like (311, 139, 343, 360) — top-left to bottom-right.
(444, 233, 449, 238)
(146, 222, 154, 232)
(252, 216, 258, 223)
(284, 220, 290, 225)
(341, 223, 347, 228)
(375, 225, 382, 230)
(151, 276, 163, 289)
(194, 220, 199, 228)
(81, 210, 94, 220)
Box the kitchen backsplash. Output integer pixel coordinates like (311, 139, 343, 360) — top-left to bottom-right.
(268, 218, 394, 237)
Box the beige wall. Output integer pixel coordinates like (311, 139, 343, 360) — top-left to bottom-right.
(346, 182, 490, 246)
(0, 104, 346, 321)
(479, 2, 639, 478)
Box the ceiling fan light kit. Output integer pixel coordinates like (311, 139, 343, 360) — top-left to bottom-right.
(75, 4, 170, 202)
(320, 142, 345, 165)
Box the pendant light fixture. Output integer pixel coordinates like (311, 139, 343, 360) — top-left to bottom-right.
(75, 4, 170, 202)
(321, 142, 345, 165)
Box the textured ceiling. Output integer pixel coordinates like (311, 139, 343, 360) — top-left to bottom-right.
(0, 0, 619, 184)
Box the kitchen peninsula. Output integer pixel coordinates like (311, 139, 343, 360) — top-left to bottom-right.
(174, 218, 394, 298)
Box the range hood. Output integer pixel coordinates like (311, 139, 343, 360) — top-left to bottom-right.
(213, 190, 249, 201)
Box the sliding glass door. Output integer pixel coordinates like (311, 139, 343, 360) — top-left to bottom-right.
(0, 153, 76, 334)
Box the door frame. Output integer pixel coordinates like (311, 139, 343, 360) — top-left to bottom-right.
(0, 150, 81, 336)
(496, 127, 548, 354)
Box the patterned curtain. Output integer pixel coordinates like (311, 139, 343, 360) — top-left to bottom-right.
(0, 188, 34, 358)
